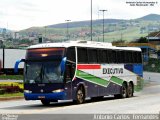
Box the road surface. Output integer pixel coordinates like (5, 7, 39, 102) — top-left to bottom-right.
(0, 72, 160, 114)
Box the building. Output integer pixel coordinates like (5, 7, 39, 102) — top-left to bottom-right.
(148, 31, 160, 44)
(12, 32, 20, 39)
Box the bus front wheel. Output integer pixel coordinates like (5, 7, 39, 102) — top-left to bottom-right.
(41, 100, 50, 106)
(114, 83, 127, 99)
(74, 86, 85, 104)
(121, 83, 127, 98)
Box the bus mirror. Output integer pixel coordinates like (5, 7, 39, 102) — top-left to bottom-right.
(21, 59, 25, 62)
(14, 59, 25, 73)
(60, 57, 66, 74)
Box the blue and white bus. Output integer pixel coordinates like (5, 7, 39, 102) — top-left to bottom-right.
(15, 40, 143, 105)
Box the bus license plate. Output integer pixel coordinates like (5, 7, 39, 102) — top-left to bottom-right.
(38, 96, 45, 99)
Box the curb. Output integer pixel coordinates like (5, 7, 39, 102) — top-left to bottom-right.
(0, 96, 24, 101)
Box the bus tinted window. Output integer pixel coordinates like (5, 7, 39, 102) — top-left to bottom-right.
(133, 52, 137, 63)
(77, 47, 88, 63)
(26, 48, 65, 60)
(129, 51, 133, 63)
(88, 49, 98, 63)
(98, 49, 103, 63)
(66, 47, 75, 62)
(125, 51, 129, 63)
(108, 50, 112, 63)
(112, 50, 117, 63)
(117, 51, 121, 63)
(137, 52, 142, 63)
(120, 51, 125, 63)
(98, 49, 109, 63)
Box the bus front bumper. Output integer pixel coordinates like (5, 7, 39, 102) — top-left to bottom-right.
(24, 92, 66, 100)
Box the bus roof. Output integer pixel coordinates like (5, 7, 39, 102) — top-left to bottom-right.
(28, 40, 141, 52)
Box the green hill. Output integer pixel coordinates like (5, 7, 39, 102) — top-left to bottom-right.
(19, 14, 160, 42)
(138, 14, 160, 21)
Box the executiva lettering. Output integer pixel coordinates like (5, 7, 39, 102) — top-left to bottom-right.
(103, 68, 123, 74)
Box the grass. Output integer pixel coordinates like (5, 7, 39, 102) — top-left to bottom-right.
(19, 19, 159, 43)
(0, 92, 23, 98)
(104, 26, 147, 42)
(0, 75, 23, 80)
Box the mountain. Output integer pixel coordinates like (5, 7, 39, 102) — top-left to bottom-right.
(47, 19, 126, 28)
(137, 14, 160, 21)
(19, 13, 160, 43)
(47, 14, 160, 28)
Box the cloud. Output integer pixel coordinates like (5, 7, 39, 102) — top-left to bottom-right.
(0, 0, 160, 30)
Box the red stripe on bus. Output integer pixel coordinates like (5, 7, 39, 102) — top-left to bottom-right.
(77, 64, 101, 69)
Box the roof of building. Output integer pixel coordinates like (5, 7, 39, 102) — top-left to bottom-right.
(148, 31, 160, 37)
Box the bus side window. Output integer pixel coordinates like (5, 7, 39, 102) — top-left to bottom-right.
(108, 50, 112, 63)
(137, 52, 142, 63)
(65, 64, 71, 83)
(125, 51, 129, 63)
(120, 51, 125, 63)
(112, 50, 117, 63)
(77, 47, 88, 63)
(65, 63, 75, 83)
(98, 49, 103, 63)
(66, 47, 75, 62)
(117, 51, 121, 63)
(88, 49, 98, 63)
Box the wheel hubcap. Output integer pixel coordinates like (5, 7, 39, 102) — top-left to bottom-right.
(128, 85, 133, 97)
(122, 86, 126, 98)
(77, 90, 83, 103)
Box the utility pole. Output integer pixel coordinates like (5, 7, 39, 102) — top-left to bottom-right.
(65, 20, 71, 41)
(2, 43, 5, 73)
(91, 0, 92, 41)
(99, 9, 107, 42)
(45, 26, 47, 40)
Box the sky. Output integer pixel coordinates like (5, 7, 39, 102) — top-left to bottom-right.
(0, 0, 159, 31)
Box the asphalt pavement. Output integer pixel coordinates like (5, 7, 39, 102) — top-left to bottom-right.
(0, 72, 160, 115)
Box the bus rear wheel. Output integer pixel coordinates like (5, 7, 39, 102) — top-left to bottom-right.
(41, 100, 50, 106)
(127, 83, 133, 97)
(75, 86, 85, 104)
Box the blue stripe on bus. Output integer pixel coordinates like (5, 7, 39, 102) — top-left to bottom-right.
(24, 92, 65, 100)
(133, 64, 143, 77)
(124, 64, 143, 77)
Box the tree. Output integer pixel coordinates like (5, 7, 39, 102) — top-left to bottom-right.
(136, 37, 148, 43)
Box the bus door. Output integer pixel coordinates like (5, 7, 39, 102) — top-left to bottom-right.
(65, 62, 75, 99)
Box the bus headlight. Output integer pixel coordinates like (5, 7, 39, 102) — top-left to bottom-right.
(24, 90, 32, 93)
(52, 89, 64, 93)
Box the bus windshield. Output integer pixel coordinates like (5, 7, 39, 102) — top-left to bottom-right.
(24, 48, 65, 84)
(25, 61, 63, 84)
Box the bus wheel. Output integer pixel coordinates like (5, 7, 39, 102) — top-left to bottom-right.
(127, 83, 133, 97)
(114, 83, 127, 99)
(41, 100, 50, 106)
(121, 83, 127, 98)
(75, 86, 85, 104)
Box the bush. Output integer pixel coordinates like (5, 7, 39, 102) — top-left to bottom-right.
(0, 89, 5, 95)
(19, 88, 24, 93)
(144, 58, 160, 73)
(0, 85, 21, 93)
